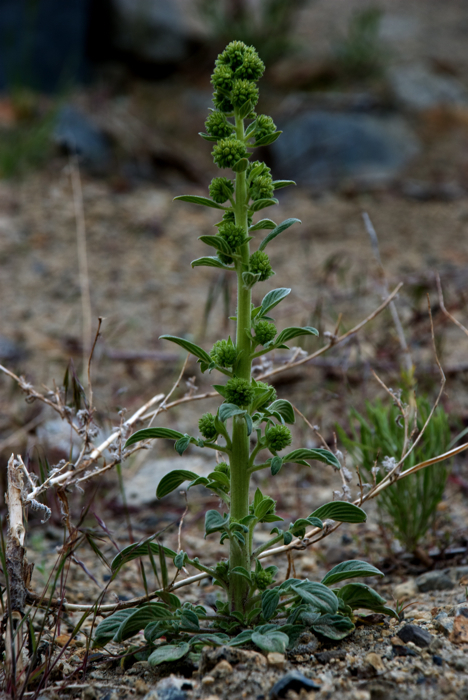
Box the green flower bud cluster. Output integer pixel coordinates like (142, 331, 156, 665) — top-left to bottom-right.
(249, 250, 274, 281)
(210, 42, 264, 116)
(255, 115, 276, 141)
(254, 320, 277, 346)
(224, 377, 254, 407)
(253, 568, 276, 591)
(216, 41, 265, 79)
(214, 560, 230, 582)
(231, 79, 259, 109)
(251, 175, 274, 201)
(219, 222, 246, 250)
(205, 111, 234, 139)
(212, 138, 247, 169)
(199, 413, 218, 440)
(214, 461, 230, 477)
(210, 339, 238, 367)
(209, 177, 234, 203)
(266, 424, 292, 452)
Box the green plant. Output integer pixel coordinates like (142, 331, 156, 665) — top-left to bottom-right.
(333, 7, 388, 82)
(337, 397, 451, 552)
(92, 41, 397, 663)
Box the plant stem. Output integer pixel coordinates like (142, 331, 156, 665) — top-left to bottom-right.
(229, 108, 252, 613)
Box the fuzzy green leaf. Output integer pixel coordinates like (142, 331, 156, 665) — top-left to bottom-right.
(229, 630, 253, 646)
(290, 581, 339, 614)
(252, 628, 288, 653)
(231, 566, 252, 583)
(249, 219, 277, 231)
(174, 195, 225, 210)
(250, 197, 279, 212)
(310, 502, 367, 524)
(274, 326, 319, 346)
(261, 588, 280, 621)
(198, 132, 220, 142)
(272, 180, 296, 189)
(125, 427, 185, 448)
(157, 470, 201, 499)
(111, 539, 176, 573)
(238, 100, 253, 120)
(259, 288, 291, 317)
(205, 510, 228, 536)
(148, 642, 190, 666)
(159, 335, 212, 364)
(270, 456, 283, 476)
(251, 131, 282, 147)
(321, 560, 383, 587)
(191, 256, 234, 270)
(219, 403, 247, 422)
(283, 448, 341, 470)
(311, 613, 355, 640)
(232, 157, 249, 172)
(198, 235, 232, 256)
(173, 551, 186, 569)
(266, 399, 295, 424)
(114, 604, 171, 643)
(180, 609, 200, 630)
(259, 218, 301, 252)
(93, 610, 134, 647)
(254, 496, 276, 520)
(242, 271, 261, 289)
(207, 470, 230, 488)
(174, 435, 191, 456)
(334, 583, 397, 618)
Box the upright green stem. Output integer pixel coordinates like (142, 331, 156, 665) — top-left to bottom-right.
(229, 109, 252, 612)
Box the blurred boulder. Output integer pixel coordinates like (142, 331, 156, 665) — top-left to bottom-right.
(389, 64, 468, 111)
(54, 105, 111, 169)
(124, 456, 212, 506)
(272, 110, 419, 189)
(111, 0, 195, 65)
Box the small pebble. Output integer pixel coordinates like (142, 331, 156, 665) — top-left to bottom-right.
(202, 676, 215, 686)
(364, 652, 385, 672)
(433, 655, 443, 666)
(212, 660, 233, 676)
(397, 623, 433, 648)
(267, 652, 286, 669)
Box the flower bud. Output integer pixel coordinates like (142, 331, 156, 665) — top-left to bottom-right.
(212, 138, 247, 169)
(231, 79, 259, 109)
(210, 339, 238, 368)
(254, 114, 276, 141)
(218, 222, 246, 250)
(251, 174, 274, 201)
(211, 65, 234, 92)
(224, 377, 255, 407)
(249, 250, 274, 281)
(199, 413, 218, 440)
(266, 424, 292, 452)
(213, 90, 234, 114)
(254, 320, 277, 346)
(214, 461, 230, 476)
(209, 177, 234, 203)
(205, 111, 234, 139)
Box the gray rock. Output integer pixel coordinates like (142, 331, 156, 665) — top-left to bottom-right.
(270, 671, 321, 699)
(434, 612, 454, 637)
(416, 570, 455, 592)
(389, 64, 468, 111)
(54, 106, 110, 168)
(272, 111, 418, 189)
(124, 456, 212, 506)
(397, 624, 433, 648)
(111, 0, 193, 64)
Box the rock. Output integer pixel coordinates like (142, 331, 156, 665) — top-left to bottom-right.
(147, 676, 193, 700)
(54, 106, 111, 169)
(0, 335, 24, 362)
(315, 650, 346, 664)
(267, 652, 286, 669)
(416, 570, 455, 592)
(393, 579, 417, 601)
(124, 455, 211, 506)
(410, 610, 431, 621)
(211, 660, 233, 677)
(269, 671, 321, 699)
(434, 612, 454, 637)
(391, 644, 418, 657)
(364, 652, 385, 672)
(199, 646, 266, 675)
(449, 606, 468, 644)
(201, 676, 214, 686)
(389, 64, 468, 111)
(110, 0, 197, 65)
(272, 111, 418, 190)
(397, 624, 433, 648)
(433, 654, 443, 666)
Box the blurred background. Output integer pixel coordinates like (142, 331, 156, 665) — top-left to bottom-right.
(1, 0, 468, 596)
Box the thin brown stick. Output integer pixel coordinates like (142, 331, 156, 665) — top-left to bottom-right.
(87, 317, 103, 411)
(436, 273, 468, 338)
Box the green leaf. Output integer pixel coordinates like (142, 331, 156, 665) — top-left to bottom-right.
(228, 630, 253, 647)
(311, 614, 355, 640)
(198, 132, 220, 142)
(266, 399, 295, 424)
(252, 628, 288, 653)
(111, 539, 176, 573)
(283, 448, 341, 470)
(238, 100, 253, 119)
(156, 470, 201, 499)
(205, 510, 228, 536)
(232, 530, 245, 545)
(270, 456, 283, 476)
(174, 195, 225, 210)
(148, 642, 190, 666)
(213, 384, 227, 398)
(334, 583, 397, 618)
(258, 218, 301, 252)
(254, 496, 275, 520)
(321, 560, 384, 587)
(219, 403, 247, 422)
(283, 532, 293, 545)
(180, 609, 200, 630)
(174, 551, 186, 569)
(125, 427, 184, 448)
(191, 256, 234, 270)
(231, 566, 252, 583)
(93, 610, 134, 647)
(250, 197, 279, 212)
(272, 180, 296, 189)
(251, 130, 282, 147)
(261, 589, 280, 621)
(174, 435, 191, 456)
(207, 471, 230, 488)
(159, 335, 212, 364)
(114, 604, 171, 643)
(242, 271, 261, 289)
(260, 288, 291, 317)
(249, 219, 277, 231)
(290, 581, 339, 614)
(144, 621, 170, 643)
(310, 502, 367, 524)
(198, 235, 232, 256)
(232, 157, 249, 172)
(289, 518, 322, 536)
(274, 326, 319, 346)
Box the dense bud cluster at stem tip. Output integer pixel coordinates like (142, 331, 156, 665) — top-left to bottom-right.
(198, 412, 218, 440)
(212, 138, 247, 169)
(224, 377, 255, 407)
(266, 424, 293, 452)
